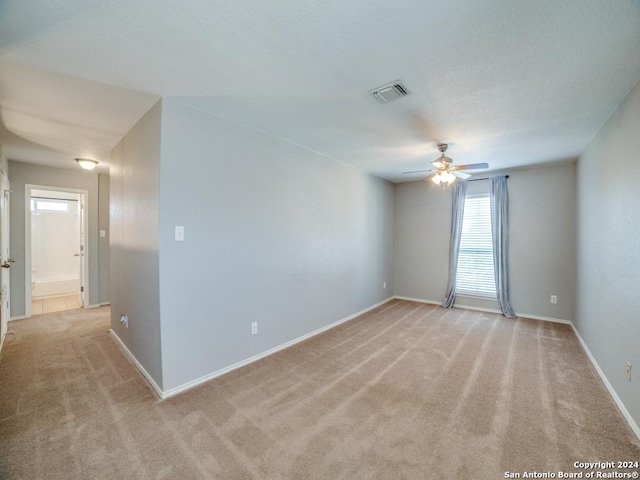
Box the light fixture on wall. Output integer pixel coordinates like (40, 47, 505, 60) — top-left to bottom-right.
(75, 158, 98, 170)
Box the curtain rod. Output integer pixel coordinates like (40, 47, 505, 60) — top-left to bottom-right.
(467, 175, 509, 182)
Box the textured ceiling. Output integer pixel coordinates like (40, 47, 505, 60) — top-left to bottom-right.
(1, 0, 640, 180)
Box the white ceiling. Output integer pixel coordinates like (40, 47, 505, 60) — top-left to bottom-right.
(1, 0, 640, 181)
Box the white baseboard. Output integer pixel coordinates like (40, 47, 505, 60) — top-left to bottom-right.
(515, 312, 571, 325)
(9, 303, 110, 320)
(109, 329, 164, 399)
(455, 303, 504, 315)
(393, 296, 571, 324)
(570, 324, 640, 441)
(86, 302, 110, 309)
(393, 295, 442, 306)
(161, 296, 395, 399)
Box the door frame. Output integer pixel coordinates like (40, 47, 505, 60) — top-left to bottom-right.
(25, 184, 89, 318)
(0, 170, 9, 351)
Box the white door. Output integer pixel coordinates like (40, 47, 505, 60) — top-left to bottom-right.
(30, 191, 83, 308)
(25, 186, 89, 317)
(78, 197, 85, 307)
(0, 171, 11, 348)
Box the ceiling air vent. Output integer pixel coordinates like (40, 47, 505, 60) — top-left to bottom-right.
(369, 80, 410, 104)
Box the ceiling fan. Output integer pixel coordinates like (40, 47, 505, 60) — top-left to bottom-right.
(402, 144, 489, 185)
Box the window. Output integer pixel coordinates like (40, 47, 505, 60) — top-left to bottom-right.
(31, 199, 69, 212)
(455, 193, 496, 298)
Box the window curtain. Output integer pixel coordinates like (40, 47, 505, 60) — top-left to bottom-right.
(490, 175, 516, 318)
(442, 181, 467, 308)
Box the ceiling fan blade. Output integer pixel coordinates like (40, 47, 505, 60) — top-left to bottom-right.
(402, 169, 434, 174)
(431, 160, 445, 169)
(420, 171, 438, 182)
(453, 162, 489, 171)
(452, 171, 471, 179)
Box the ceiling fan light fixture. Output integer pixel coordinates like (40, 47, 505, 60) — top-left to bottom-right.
(432, 169, 456, 186)
(75, 158, 98, 170)
(404, 143, 488, 187)
(442, 170, 456, 184)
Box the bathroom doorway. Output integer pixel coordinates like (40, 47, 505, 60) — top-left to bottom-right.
(25, 186, 88, 317)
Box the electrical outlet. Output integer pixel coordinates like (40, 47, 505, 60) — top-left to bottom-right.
(383, 281, 387, 289)
(251, 322, 258, 335)
(120, 314, 129, 328)
(627, 362, 632, 382)
(550, 295, 558, 304)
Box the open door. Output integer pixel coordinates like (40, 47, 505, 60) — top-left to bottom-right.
(28, 188, 86, 315)
(0, 171, 11, 350)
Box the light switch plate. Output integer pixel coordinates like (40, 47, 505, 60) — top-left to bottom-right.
(175, 226, 184, 241)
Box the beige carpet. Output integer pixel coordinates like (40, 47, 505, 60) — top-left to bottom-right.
(0, 300, 638, 479)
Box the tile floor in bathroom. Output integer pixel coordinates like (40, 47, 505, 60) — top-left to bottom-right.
(31, 294, 82, 315)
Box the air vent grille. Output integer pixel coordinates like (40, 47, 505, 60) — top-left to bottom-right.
(369, 80, 410, 104)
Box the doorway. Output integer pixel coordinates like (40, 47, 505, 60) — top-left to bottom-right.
(0, 170, 10, 349)
(25, 186, 88, 317)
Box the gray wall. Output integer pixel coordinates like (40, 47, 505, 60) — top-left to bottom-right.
(8, 161, 110, 316)
(157, 98, 395, 391)
(394, 162, 575, 321)
(0, 141, 7, 174)
(394, 180, 451, 304)
(98, 174, 110, 304)
(110, 99, 163, 389)
(575, 78, 640, 427)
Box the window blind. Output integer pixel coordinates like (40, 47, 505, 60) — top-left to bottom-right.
(455, 194, 497, 298)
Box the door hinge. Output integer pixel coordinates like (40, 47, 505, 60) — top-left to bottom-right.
(80, 286, 84, 292)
